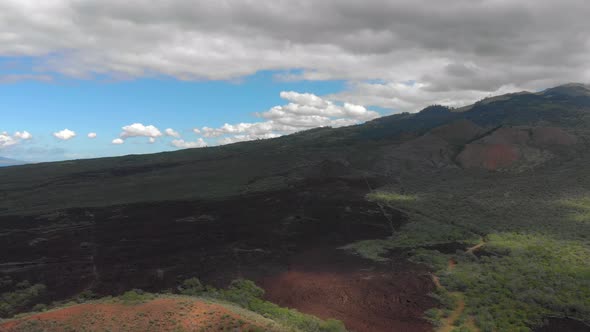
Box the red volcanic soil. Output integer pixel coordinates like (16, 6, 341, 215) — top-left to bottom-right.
(0, 298, 272, 332)
(457, 126, 577, 171)
(458, 143, 520, 170)
(258, 247, 436, 332)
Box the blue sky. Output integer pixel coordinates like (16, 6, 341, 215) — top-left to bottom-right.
(0, 65, 363, 162)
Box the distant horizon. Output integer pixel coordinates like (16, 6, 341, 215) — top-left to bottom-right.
(2, 81, 587, 164)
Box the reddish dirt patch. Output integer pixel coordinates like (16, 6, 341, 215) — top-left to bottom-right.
(458, 143, 520, 170)
(457, 126, 577, 171)
(448, 259, 457, 271)
(0, 298, 271, 332)
(258, 248, 436, 332)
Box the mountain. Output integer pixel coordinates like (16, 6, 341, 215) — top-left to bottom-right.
(0, 157, 26, 167)
(1, 83, 590, 332)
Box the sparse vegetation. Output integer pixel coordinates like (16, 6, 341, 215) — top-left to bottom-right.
(185, 278, 347, 332)
(0, 281, 47, 318)
(118, 289, 156, 304)
(1, 281, 346, 332)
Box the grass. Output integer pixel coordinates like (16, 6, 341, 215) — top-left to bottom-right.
(366, 191, 418, 203)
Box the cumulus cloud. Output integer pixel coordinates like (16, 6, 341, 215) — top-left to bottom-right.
(87, 132, 97, 138)
(14, 131, 32, 140)
(120, 123, 162, 142)
(53, 129, 76, 141)
(165, 128, 181, 138)
(1, 131, 33, 150)
(195, 91, 377, 144)
(0, 1, 588, 111)
(112, 138, 124, 145)
(0, 132, 18, 149)
(171, 138, 207, 149)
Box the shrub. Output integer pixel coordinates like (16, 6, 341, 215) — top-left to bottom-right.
(180, 278, 347, 332)
(32, 303, 48, 312)
(118, 289, 154, 304)
(0, 282, 47, 318)
(228, 279, 265, 299)
(179, 277, 205, 296)
(76, 290, 97, 303)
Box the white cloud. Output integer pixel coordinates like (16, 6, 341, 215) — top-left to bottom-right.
(171, 138, 207, 149)
(0, 131, 34, 150)
(120, 123, 162, 140)
(112, 138, 124, 145)
(87, 132, 97, 138)
(217, 133, 281, 145)
(0, 1, 589, 113)
(165, 128, 181, 138)
(0, 74, 53, 84)
(14, 131, 32, 140)
(148, 137, 156, 144)
(53, 129, 77, 141)
(0, 132, 18, 149)
(195, 91, 378, 144)
(328, 81, 528, 113)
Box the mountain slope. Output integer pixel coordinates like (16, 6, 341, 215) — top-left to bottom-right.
(1, 83, 589, 215)
(1, 83, 590, 332)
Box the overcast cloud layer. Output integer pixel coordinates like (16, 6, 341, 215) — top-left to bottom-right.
(1, 0, 589, 151)
(2, 1, 589, 109)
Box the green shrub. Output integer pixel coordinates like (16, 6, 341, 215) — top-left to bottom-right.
(179, 277, 205, 296)
(118, 289, 154, 304)
(76, 290, 97, 303)
(32, 303, 48, 312)
(228, 279, 265, 299)
(0, 282, 47, 318)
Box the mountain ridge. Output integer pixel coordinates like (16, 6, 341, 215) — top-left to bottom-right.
(1, 83, 590, 332)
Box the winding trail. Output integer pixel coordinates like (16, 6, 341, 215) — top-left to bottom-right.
(466, 241, 485, 254)
(434, 240, 485, 332)
(439, 293, 466, 332)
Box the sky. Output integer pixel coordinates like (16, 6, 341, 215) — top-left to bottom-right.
(1, 0, 589, 162)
